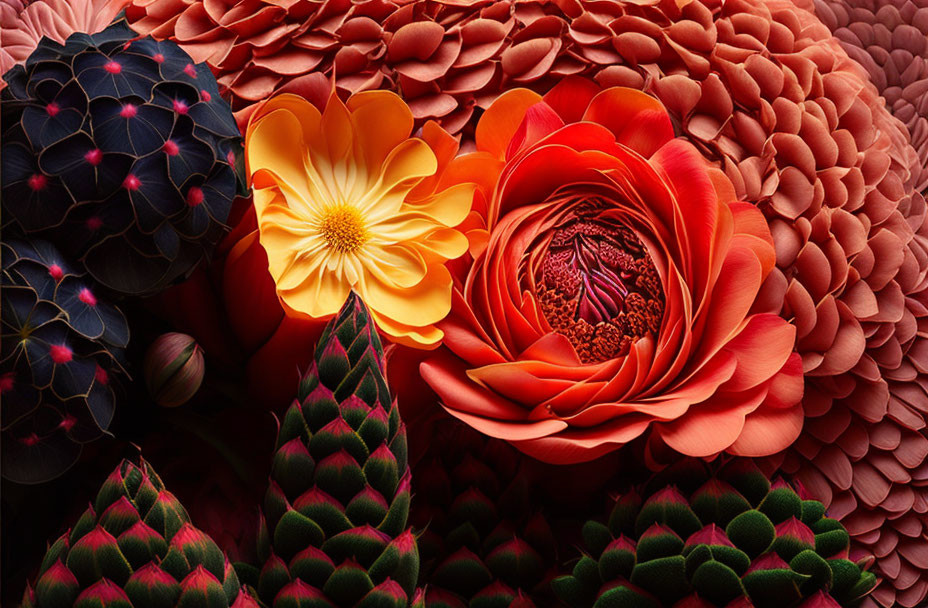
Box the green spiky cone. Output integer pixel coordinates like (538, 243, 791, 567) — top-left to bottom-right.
(256, 293, 420, 608)
(552, 461, 877, 608)
(19, 457, 258, 608)
(411, 420, 558, 608)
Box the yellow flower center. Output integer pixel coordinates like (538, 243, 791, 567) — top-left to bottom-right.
(319, 204, 368, 254)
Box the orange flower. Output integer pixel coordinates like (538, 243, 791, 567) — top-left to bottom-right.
(244, 87, 474, 348)
(422, 78, 805, 464)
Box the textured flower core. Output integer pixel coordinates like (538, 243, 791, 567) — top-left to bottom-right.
(319, 204, 369, 254)
(536, 202, 664, 363)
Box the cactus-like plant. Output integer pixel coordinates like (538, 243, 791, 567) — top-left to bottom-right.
(19, 457, 258, 608)
(553, 461, 877, 608)
(256, 293, 421, 607)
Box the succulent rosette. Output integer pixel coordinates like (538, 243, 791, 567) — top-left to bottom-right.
(1, 239, 129, 485)
(421, 78, 804, 465)
(1, 21, 244, 295)
(257, 293, 421, 607)
(19, 457, 258, 608)
(553, 461, 877, 607)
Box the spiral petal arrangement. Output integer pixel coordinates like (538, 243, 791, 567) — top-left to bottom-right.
(1, 239, 129, 484)
(1, 21, 245, 296)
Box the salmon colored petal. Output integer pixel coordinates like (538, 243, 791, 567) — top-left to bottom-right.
(475, 88, 543, 159)
(723, 314, 797, 392)
(657, 387, 768, 457)
(582, 87, 675, 157)
(727, 402, 805, 457)
(541, 75, 602, 124)
(511, 417, 653, 464)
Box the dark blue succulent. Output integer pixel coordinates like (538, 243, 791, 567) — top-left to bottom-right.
(1, 239, 129, 484)
(1, 21, 245, 296)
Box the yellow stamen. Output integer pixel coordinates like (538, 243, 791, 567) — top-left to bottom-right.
(319, 204, 368, 254)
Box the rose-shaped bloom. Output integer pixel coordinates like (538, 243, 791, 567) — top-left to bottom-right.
(422, 79, 805, 464)
(0, 0, 130, 78)
(245, 87, 475, 347)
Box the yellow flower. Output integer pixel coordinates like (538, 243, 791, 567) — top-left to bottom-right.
(245, 89, 474, 348)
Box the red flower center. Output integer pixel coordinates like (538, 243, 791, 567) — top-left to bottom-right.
(49, 344, 73, 364)
(535, 204, 664, 363)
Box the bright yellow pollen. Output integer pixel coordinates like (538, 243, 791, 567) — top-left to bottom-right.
(319, 204, 368, 254)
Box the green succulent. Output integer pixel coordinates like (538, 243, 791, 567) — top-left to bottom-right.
(19, 458, 258, 608)
(256, 293, 421, 608)
(552, 461, 877, 608)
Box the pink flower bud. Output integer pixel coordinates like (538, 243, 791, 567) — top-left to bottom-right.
(143, 333, 205, 407)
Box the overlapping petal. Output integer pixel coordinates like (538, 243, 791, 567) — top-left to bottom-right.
(244, 87, 473, 349)
(423, 79, 804, 464)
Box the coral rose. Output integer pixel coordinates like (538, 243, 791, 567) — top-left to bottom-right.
(422, 78, 805, 464)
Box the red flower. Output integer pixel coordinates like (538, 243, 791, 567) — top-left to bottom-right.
(422, 78, 804, 464)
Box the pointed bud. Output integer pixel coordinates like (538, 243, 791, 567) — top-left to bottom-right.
(685, 524, 735, 549)
(143, 333, 205, 407)
(66, 527, 133, 587)
(292, 486, 351, 537)
(117, 521, 168, 569)
(124, 563, 181, 607)
(177, 565, 228, 608)
(288, 545, 335, 588)
(345, 485, 390, 527)
(635, 486, 701, 539)
(98, 496, 142, 537)
(635, 523, 683, 562)
(471, 581, 518, 605)
(323, 559, 375, 605)
(433, 547, 492, 596)
(310, 416, 369, 464)
(598, 536, 637, 581)
(257, 552, 291, 604)
(772, 517, 816, 561)
(368, 530, 419, 598)
(363, 444, 399, 500)
(272, 438, 316, 500)
(35, 560, 80, 607)
(486, 537, 544, 589)
(73, 579, 133, 608)
(317, 336, 350, 390)
(322, 525, 390, 568)
(315, 450, 365, 504)
(274, 578, 332, 608)
(231, 588, 263, 608)
(690, 479, 751, 529)
(142, 490, 189, 540)
(356, 579, 407, 608)
(160, 523, 226, 582)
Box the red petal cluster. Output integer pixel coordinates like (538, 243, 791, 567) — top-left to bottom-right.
(814, 0, 928, 193)
(424, 79, 804, 464)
